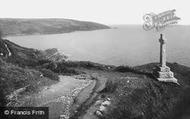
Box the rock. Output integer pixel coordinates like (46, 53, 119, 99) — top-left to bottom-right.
(95, 98, 111, 117)
(95, 110, 103, 117)
(59, 114, 67, 119)
(102, 100, 111, 106)
(40, 74, 43, 78)
(0, 39, 12, 57)
(95, 100, 103, 106)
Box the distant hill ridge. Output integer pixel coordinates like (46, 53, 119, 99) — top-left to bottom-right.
(0, 18, 110, 36)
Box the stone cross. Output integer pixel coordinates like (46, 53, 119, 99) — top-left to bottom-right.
(153, 34, 179, 84)
(159, 34, 166, 67)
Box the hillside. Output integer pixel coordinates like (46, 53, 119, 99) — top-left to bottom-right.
(0, 38, 109, 107)
(0, 37, 68, 66)
(0, 18, 110, 36)
(1, 37, 190, 119)
(70, 63, 190, 119)
(0, 38, 66, 107)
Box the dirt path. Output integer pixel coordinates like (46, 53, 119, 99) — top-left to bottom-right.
(70, 69, 148, 119)
(70, 72, 108, 119)
(22, 75, 95, 119)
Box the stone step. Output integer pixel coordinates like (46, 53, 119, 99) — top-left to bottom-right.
(158, 66, 171, 72)
(158, 71, 174, 78)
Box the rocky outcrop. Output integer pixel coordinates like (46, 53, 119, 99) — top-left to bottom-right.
(0, 39, 11, 57)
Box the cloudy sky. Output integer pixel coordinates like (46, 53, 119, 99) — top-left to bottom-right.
(0, 0, 189, 25)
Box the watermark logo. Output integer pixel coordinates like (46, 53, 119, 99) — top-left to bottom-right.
(143, 9, 180, 31)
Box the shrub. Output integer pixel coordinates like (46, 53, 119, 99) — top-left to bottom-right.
(39, 68, 59, 81)
(0, 92, 6, 106)
(101, 80, 118, 93)
(114, 65, 137, 73)
(0, 82, 7, 106)
(37, 59, 51, 65)
(41, 62, 79, 75)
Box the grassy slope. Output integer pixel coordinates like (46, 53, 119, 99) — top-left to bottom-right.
(0, 18, 110, 36)
(0, 39, 109, 107)
(4, 40, 42, 66)
(0, 58, 58, 106)
(70, 63, 190, 119)
(0, 39, 64, 106)
(104, 63, 190, 119)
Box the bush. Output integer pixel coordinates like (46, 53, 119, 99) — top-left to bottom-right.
(41, 62, 79, 75)
(101, 80, 118, 93)
(58, 61, 107, 70)
(39, 68, 59, 81)
(37, 59, 51, 65)
(0, 91, 6, 106)
(0, 80, 7, 106)
(114, 66, 137, 73)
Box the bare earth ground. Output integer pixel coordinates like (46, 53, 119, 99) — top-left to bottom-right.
(20, 75, 94, 119)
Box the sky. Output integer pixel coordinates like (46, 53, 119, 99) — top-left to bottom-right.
(0, 0, 189, 25)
